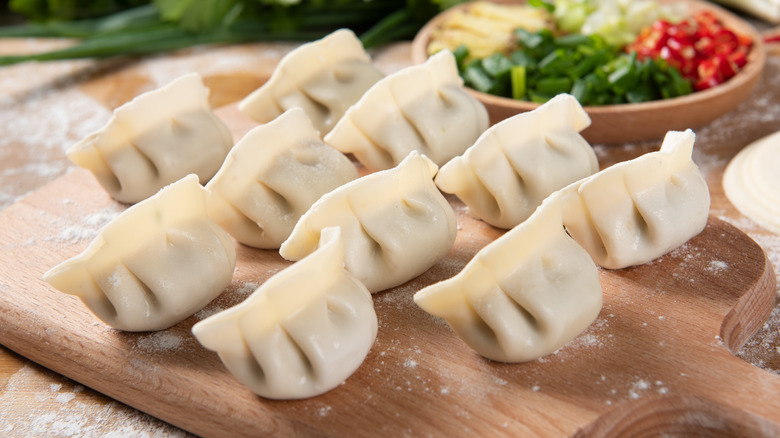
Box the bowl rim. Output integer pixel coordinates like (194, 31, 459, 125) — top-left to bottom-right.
(410, 0, 766, 116)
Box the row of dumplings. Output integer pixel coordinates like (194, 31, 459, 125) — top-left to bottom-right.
(65, 29, 489, 207)
(44, 28, 711, 400)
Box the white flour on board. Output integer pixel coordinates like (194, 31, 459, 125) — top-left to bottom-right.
(0, 44, 111, 210)
(136, 332, 186, 354)
(0, 361, 191, 437)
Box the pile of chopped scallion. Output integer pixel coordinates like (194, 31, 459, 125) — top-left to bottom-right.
(455, 27, 693, 106)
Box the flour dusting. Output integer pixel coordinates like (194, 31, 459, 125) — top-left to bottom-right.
(49, 205, 123, 242)
(0, 363, 190, 437)
(706, 260, 728, 274)
(234, 281, 259, 295)
(0, 52, 111, 210)
(195, 306, 225, 320)
(136, 332, 185, 353)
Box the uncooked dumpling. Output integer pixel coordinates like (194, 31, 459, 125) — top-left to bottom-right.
(239, 29, 383, 135)
(280, 151, 457, 293)
(67, 73, 233, 204)
(192, 226, 377, 400)
(414, 195, 603, 363)
(558, 129, 710, 269)
(205, 107, 358, 249)
(44, 175, 237, 331)
(324, 50, 489, 172)
(435, 93, 598, 229)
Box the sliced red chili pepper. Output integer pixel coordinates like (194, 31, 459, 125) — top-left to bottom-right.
(710, 29, 739, 56)
(728, 49, 748, 68)
(694, 10, 719, 33)
(628, 9, 752, 90)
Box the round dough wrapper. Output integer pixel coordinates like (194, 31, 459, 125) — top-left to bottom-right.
(723, 130, 780, 234)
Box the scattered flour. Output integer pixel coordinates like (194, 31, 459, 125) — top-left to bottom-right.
(628, 378, 651, 399)
(403, 358, 418, 369)
(706, 260, 728, 274)
(738, 305, 780, 375)
(49, 205, 123, 242)
(136, 332, 184, 353)
(718, 215, 780, 374)
(195, 306, 225, 321)
(0, 55, 111, 211)
(0, 364, 190, 437)
(234, 281, 259, 296)
(55, 392, 76, 404)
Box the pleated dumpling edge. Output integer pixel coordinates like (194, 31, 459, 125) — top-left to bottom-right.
(413, 194, 603, 363)
(192, 226, 377, 400)
(43, 175, 237, 332)
(558, 129, 710, 269)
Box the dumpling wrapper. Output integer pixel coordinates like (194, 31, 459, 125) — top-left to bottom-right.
(559, 129, 710, 269)
(67, 73, 233, 204)
(324, 50, 489, 172)
(239, 28, 383, 135)
(280, 151, 457, 293)
(414, 195, 603, 363)
(192, 226, 377, 400)
(44, 175, 237, 332)
(722, 129, 780, 234)
(205, 107, 358, 249)
(435, 93, 598, 229)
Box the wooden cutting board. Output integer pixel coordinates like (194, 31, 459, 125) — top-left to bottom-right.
(0, 105, 778, 438)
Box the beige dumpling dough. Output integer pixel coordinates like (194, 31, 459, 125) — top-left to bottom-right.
(280, 151, 457, 293)
(414, 195, 603, 363)
(435, 93, 598, 229)
(67, 73, 233, 204)
(44, 175, 237, 332)
(239, 29, 383, 134)
(723, 130, 780, 234)
(205, 107, 358, 249)
(324, 50, 489, 172)
(559, 129, 710, 269)
(192, 226, 377, 400)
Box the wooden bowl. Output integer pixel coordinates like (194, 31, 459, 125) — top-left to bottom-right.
(411, 0, 766, 145)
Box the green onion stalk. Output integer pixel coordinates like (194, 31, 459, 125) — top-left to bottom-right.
(0, 0, 467, 66)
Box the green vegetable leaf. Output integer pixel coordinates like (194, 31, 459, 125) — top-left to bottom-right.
(11, 0, 149, 21)
(509, 50, 536, 69)
(452, 44, 469, 68)
(482, 53, 513, 81)
(154, 0, 240, 32)
(462, 62, 495, 94)
(535, 76, 571, 95)
(153, 0, 191, 22)
(9, 0, 49, 21)
(527, 0, 554, 13)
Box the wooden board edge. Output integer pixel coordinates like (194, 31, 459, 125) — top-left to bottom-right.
(720, 250, 778, 353)
(573, 394, 780, 437)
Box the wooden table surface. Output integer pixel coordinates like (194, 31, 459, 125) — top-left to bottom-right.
(1, 29, 779, 437)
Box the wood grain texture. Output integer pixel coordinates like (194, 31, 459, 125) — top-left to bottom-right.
(0, 110, 778, 436)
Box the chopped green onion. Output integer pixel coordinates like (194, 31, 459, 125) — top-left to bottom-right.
(462, 63, 495, 94)
(535, 77, 572, 95)
(511, 65, 526, 100)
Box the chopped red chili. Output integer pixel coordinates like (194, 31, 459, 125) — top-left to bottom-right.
(626, 10, 752, 91)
